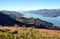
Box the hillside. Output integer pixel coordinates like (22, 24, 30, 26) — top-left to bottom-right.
(25, 9, 60, 17)
(0, 10, 23, 19)
(0, 11, 60, 30)
(0, 11, 60, 39)
(0, 26, 60, 39)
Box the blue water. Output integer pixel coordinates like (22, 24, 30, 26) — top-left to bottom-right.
(21, 12, 60, 27)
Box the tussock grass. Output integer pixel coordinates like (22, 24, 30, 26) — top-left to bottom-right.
(0, 26, 60, 39)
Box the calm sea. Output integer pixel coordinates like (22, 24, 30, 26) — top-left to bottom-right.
(22, 12, 60, 27)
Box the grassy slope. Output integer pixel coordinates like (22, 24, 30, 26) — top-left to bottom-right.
(0, 26, 60, 39)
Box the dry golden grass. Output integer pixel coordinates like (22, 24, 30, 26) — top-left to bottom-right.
(0, 26, 60, 37)
(0, 25, 60, 39)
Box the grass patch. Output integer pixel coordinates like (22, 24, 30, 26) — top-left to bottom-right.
(0, 26, 60, 39)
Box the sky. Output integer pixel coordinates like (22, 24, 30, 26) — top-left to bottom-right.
(0, 0, 60, 11)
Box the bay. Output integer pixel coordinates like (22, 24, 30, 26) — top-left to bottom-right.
(21, 12, 60, 27)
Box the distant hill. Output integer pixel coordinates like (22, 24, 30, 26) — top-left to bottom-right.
(0, 10, 23, 19)
(25, 9, 60, 17)
(0, 11, 60, 30)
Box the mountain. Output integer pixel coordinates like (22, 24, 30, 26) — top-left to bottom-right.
(0, 11, 60, 30)
(25, 9, 60, 17)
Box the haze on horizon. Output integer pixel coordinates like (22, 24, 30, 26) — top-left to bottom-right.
(0, 0, 60, 11)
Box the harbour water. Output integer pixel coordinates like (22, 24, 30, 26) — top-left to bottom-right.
(22, 12, 60, 26)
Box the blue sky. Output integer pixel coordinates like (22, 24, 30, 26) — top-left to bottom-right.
(0, 0, 60, 11)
